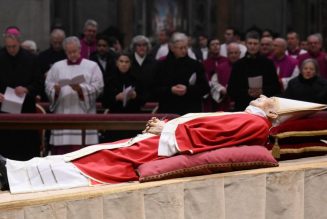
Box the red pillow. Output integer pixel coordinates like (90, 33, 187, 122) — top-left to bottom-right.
(271, 111, 327, 135)
(137, 145, 278, 183)
(269, 111, 327, 160)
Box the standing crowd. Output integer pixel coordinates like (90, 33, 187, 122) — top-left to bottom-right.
(0, 19, 327, 160)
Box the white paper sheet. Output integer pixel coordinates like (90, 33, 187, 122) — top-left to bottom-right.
(123, 85, 135, 107)
(58, 74, 86, 87)
(1, 87, 25, 114)
(189, 72, 197, 85)
(248, 76, 263, 88)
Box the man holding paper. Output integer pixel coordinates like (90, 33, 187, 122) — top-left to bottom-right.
(228, 31, 281, 111)
(153, 32, 210, 115)
(0, 27, 42, 160)
(45, 36, 104, 155)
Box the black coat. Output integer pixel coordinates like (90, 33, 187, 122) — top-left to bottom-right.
(0, 48, 42, 160)
(89, 50, 117, 84)
(227, 53, 281, 111)
(153, 51, 210, 115)
(102, 68, 145, 113)
(283, 74, 327, 104)
(0, 48, 42, 112)
(131, 54, 157, 102)
(37, 47, 66, 101)
(38, 47, 67, 75)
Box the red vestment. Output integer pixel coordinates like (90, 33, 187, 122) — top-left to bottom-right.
(174, 113, 270, 154)
(72, 113, 270, 184)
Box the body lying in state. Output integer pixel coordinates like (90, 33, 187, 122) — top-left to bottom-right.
(1, 95, 280, 193)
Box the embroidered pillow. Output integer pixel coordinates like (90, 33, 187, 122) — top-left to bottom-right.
(137, 145, 278, 183)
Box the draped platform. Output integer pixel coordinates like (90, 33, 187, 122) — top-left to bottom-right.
(0, 155, 326, 219)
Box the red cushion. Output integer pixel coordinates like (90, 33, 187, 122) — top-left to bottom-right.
(268, 111, 327, 159)
(137, 145, 278, 183)
(270, 111, 327, 135)
(272, 142, 327, 160)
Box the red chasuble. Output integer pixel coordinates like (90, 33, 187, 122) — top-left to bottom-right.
(174, 113, 271, 154)
(72, 113, 271, 184)
(72, 136, 161, 184)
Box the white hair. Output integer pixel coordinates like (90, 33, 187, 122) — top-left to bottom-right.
(130, 35, 151, 51)
(274, 38, 287, 50)
(308, 33, 322, 44)
(50, 28, 66, 39)
(63, 36, 81, 50)
(170, 32, 188, 44)
(21, 40, 37, 52)
(227, 42, 241, 52)
(83, 19, 98, 30)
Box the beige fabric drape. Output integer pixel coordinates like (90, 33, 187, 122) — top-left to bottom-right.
(0, 156, 327, 219)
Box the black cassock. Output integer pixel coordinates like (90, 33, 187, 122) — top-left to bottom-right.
(0, 48, 42, 160)
(153, 51, 210, 115)
(228, 53, 281, 111)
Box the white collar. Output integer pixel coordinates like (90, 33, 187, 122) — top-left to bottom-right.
(245, 105, 267, 118)
(134, 53, 145, 65)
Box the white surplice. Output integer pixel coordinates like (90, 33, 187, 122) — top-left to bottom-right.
(45, 59, 104, 146)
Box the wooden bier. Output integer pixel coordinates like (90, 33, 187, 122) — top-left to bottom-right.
(0, 113, 179, 146)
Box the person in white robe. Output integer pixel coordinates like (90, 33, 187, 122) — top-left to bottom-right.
(45, 36, 104, 154)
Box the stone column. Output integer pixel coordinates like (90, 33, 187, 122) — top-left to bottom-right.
(0, 0, 50, 50)
(216, 0, 231, 40)
(117, 0, 134, 48)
